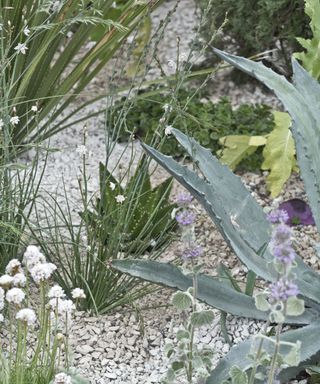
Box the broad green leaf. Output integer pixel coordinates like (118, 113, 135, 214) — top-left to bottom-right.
(294, 0, 320, 79)
(230, 366, 248, 384)
(112, 259, 316, 324)
(190, 310, 215, 327)
(206, 322, 320, 383)
(218, 135, 265, 170)
(261, 111, 296, 197)
(176, 330, 190, 341)
(171, 291, 193, 310)
(254, 293, 270, 312)
(286, 297, 305, 317)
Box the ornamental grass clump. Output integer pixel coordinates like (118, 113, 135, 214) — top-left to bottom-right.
(163, 192, 214, 384)
(0, 245, 86, 384)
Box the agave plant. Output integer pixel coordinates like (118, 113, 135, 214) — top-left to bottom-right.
(0, 0, 160, 156)
(112, 50, 320, 382)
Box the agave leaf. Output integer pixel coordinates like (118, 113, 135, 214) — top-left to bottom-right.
(218, 135, 265, 170)
(112, 259, 315, 324)
(142, 132, 320, 303)
(212, 48, 320, 236)
(206, 321, 320, 383)
(261, 111, 296, 197)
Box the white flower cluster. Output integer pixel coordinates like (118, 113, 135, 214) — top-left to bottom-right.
(54, 372, 72, 384)
(23, 245, 56, 284)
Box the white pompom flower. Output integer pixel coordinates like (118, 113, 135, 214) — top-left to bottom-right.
(5, 259, 22, 276)
(0, 274, 13, 289)
(16, 308, 37, 327)
(48, 285, 66, 299)
(12, 273, 26, 288)
(30, 263, 57, 284)
(53, 372, 72, 384)
(0, 287, 4, 311)
(71, 288, 86, 299)
(6, 287, 25, 305)
(23, 245, 46, 269)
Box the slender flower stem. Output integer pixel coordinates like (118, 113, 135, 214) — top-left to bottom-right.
(187, 269, 198, 383)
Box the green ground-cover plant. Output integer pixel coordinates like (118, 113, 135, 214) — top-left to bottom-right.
(197, 0, 311, 77)
(0, 247, 87, 384)
(112, 49, 320, 382)
(0, 0, 160, 156)
(112, 89, 274, 170)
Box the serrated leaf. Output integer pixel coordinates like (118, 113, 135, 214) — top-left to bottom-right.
(230, 366, 248, 384)
(190, 310, 215, 327)
(254, 293, 270, 312)
(171, 291, 193, 310)
(261, 111, 296, 197)
(286, 297, 305, 317)
(218, 135, 263, 170)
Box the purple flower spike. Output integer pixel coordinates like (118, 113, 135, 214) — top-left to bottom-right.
(278, 199, 315, 226)
(182, 245, 203, 259)
(176, 210, 195, 226)
(270, 278, 299, 301)
(176, 192, 193, 206)
(271, 223, 292, 245)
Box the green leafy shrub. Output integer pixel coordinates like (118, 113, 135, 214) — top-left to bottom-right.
(112, 89, 274, 170)
(294, 0, 320, 79)
(197, 0, 310, 76)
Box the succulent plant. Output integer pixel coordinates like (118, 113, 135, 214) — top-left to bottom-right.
(81, 159, 176, 255)
(112, 50, 320, 382)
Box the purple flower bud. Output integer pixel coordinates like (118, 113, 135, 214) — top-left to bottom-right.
(279, 199, 315, 226)
(182, 245, 203, 259)
(270, 278, 299, 301)
(176, 210, 195, 226)
(267, 209, 289, 224)
(175, 192, 193, 206)
(273, 243, 296, 264)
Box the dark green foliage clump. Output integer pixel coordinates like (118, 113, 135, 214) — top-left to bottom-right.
(197, 0, 310, 76)
(81, 160, 176, 255)
(113, 89, 274, 170)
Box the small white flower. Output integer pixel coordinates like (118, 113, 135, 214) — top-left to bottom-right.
(23, 26, 30, 36)
(0, 275, 13, 289)
(165, 125, 173, 136)
(14, 43, 28, 55)
(115, 194, 126, 203)
(48, 285, 65, 299)
(150, 239, 157, 247)
(71, 288, 86, 299)
(5, 259, 22, 276)
(23, 245, 46, 269)
(12, 273, 26, 288)
(167, 59, 176, 71)
(16, 308, 36, 327)
(0, 314, 4, 323)
(6, 287, 25, 305)
(76, 144, 87, 157)
(0, 119, 4, 129)
(30, 262, 57, 284)
(163, 104, 172, 113)
(31, 105, 38, 113)
(54, 372, 72, 384)
(111, 1, 117, 8)
(10, 116, 20, 125)
(109, 182, 116, 191)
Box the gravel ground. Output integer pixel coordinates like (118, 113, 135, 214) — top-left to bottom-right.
(26, 0, 319, 383)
